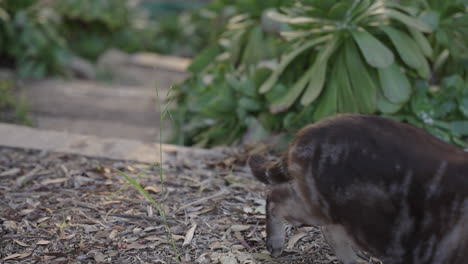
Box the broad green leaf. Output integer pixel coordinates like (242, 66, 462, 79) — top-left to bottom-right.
(424, 125, 451, 143)
(377, 92, 403, 114)
(352, 29, 394, 68)
(313, 62, 339, 120)
(418, 11, 439, 31)
(188, 45, 221, 73)
(336, 51, 358, 113)
(241, 25, 264, 67)
(380, 26, 424, 70)
(252, 67, 272, 87)
(410, 87, 434, 120)
(265, 83, 287, 104)
(449, 121, 468, 135)
(409, 28, 433, 57)
(244, 117, 270, 143)
(433, 49, 449, 72)
(385, 9, 433, 33)
(229, 30, 247, 66)
(416, 58, 430, 79)
(300, 37, 338, 105)
(349, 0, 372, 20)
(458, 98, 468, 118)
(259, 34, 331, 93)
(270, 67, 312, 113)
(328, 1, 351, 20)
(239, 97, 261, 112)
(378, 63, 411, 104)
(344, 40, 377, 113)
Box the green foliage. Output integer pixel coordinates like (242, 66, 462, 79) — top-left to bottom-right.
(388, 76, 468, 146)
(0, 79, 31, 125)
(172, 0, 468, 147)
(0, 0, 219, 77)
(0, 1, 70, 77)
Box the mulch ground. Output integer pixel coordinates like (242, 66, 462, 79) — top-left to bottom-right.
(0, 146, 379, 264)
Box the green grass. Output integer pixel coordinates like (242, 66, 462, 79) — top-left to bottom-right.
(116, 81, 180, 262)
(0, 80, 32, 125)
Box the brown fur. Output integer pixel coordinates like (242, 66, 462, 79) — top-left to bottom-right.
(249, 114, 468, 264)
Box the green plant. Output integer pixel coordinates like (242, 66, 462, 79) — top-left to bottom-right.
(0, 79, 31, 125)
(261, 0, 434, 118)
(388, 76, 468, 146)
(54, 0, 136, 61)
(172, 0, 468, 148)
(0, 1, 70, 77)
(171, 1, 293, 146)
(117, 82, 180, 262)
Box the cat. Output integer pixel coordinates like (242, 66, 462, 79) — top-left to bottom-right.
(248, 114, 468, 264)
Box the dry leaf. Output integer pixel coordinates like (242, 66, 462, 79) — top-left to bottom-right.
(2, 252, 31, 261)
(127, 242, 148, 249)
(287, 232, 307, 249)
(252, 252, 273, 261)
(183, 224, 197, 246)
(0, 168, 20, 177)
(36, 217, 50, 224)
(36, 240, 50, 245)
(208, 241, 222, 249)
(41, 177, 68, 185)
(109, 230, 119, 240)
(220, 255, 238, 264)
(83, 225, 99, 233)
(231, 225, 250, 232)
(99, 200, 121, 205)
(13, 240, 29, 247)
(94, 252, 106, 262)
(144, 185, 161, 193)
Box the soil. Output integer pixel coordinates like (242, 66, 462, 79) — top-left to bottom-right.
(0, 146, 381, 264)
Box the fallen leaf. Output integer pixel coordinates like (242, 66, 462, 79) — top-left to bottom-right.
(83, 225, 99, 233)
(287, 232, 307, 249)
(109, 230, 119, 240)
(94, 252, 106, 262)
(41, 177, 68, 185)
(2, 252, 31, 261)
(208, 241, 222, 249)
(37, 240, 51, 245)
(127, 242, 148, 249)
(13, 240, 29, 247)
(19, 209, 35, 216)
(220, 255, 238, 264)
(252, 252, 273, 261)
(36, 217, 50, 224)
(0, 168, 20, 177)
(183, 224, 197, 246)
(60, 233, 76, 240)
(231, 225, 250, 232)
(144, 185, 161, 193)
(99, 200, 121, 205)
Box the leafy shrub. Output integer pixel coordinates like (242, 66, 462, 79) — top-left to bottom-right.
(172, 0, 468, 147)
(0, 0, 216, 77)
(0, 79, 31, 125)
(0, 1, 70, 77)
